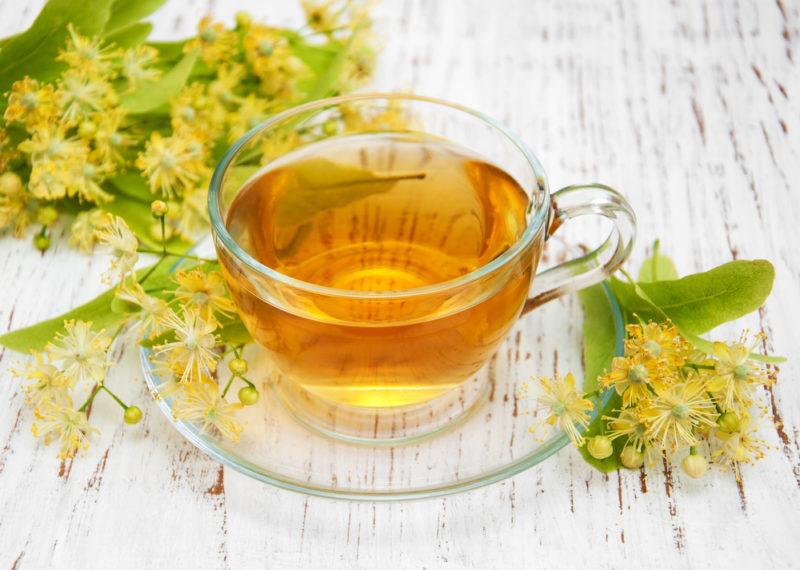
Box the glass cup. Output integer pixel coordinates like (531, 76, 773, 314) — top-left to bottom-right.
(209, 93, 636, 442)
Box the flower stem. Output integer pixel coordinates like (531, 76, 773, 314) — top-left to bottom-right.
(221, 376, 235, 398)
(138, 255, 165, 285)
(137, 248, 216, 263)
(101, 384, 129, 410)
(78, 384, 102, 413)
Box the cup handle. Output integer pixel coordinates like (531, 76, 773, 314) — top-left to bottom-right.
(522, 183, 637, 314)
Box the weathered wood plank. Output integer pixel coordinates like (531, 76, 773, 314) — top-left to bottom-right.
(0, 0, 798, 568)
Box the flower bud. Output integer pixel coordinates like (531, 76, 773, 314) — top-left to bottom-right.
(681, 453, 708, 479)
(124, 406, 143, 425)
(620, 445, 645, 469)
(238, 386, 260, 406)
(228, 357, 248, 375)
(587, 435, 613, 460)
(235, 11, 252, 29)
(78, 121, 97, 138)
(0, 172, 23, 194)
(36, 206, 59, 225)
(717, 412, 740, 434)
(151, 200, 168, 218)
(33, 233, 50, 252)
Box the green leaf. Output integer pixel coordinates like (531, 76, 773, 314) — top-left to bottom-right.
(104, 0, 166, 35)
(107, 172, 155, 202)
(105, 22, 152, 49)
(121, 50, 198, 114)
(0, 0, 114, 101)
(638, 253, 678, 283)
(577, 285, 624, 472)
(217, 317, 252, 345)
(146, 40, 189, 62)
(640, 260, 774, 335)
(276, 158, 424, 226)
(291, 35, 351, 100)
(0, 262, 169, 353)
(579, 285, 619, 392)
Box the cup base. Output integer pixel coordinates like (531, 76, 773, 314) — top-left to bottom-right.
(273, 371, 492, 444)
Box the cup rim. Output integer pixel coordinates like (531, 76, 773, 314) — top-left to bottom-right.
(208, 92, 551, 299)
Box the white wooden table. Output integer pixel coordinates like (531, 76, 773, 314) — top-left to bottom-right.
(1, 1, 799, 568)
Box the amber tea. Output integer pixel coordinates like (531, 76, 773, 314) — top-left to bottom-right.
(221, 133, 535, 408)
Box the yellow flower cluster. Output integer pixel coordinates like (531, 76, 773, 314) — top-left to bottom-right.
(530, 322, 774, 480)
(0, 4, 377, 249)
(11, 319, 111, 459)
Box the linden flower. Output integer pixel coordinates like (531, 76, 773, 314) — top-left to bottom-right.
(712, 415, 767, 480)
(27, 156, 77, 200)
(4, 77, 58, 129)
(10, 353, 72, 408)
(185, 17, 237, 65)
(58, 24, 119, 76)
(208, 64, 245, 108)
(46, 320, 111, 386)
(19, 123, 88, 162)
(69, 208, 112, 253)
(175, 185, 210, 240)
(640, 381, 718, 450)
(153, 309, 219, 384)
(120, 45, 161, 89)
(96, 216, 139, 283)
(136, 132, 206, 198)
(92, 108, 133, 165)
(174, 269, 235, 322)
(70, 160, 114, 203)
(57, 69, 117, 126)
(115, 281, 170, 335)
(227, 94, 268, 143)
(32, 401, 99, 459)
(174, 381, 244, 441)
(302, 0, 342, 33)
(601, 354, 664, 407)
(625, 322, 688, 368)
(0, 172, 32, 237)
(605, 409, 649, 452)
(148, 357, 183, 399)
(708, 335, 766, 411)
(535, 372, 594, 446)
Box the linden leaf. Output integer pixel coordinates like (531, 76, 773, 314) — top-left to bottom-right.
(638, 252, 678, 283)
(105, 22, 153, 49)
(275, 158, 424, 226)
(577, 284, 625, 472)
(104, 0, 167, 36)
(0, 262, 170, 353)
(0, 0, 114, 102)
(623, 259, 774, 335)
(121, 50, 198, 114)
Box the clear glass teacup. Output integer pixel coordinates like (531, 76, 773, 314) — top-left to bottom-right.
(209, 93, 635, 441)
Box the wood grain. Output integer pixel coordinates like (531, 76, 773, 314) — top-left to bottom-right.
(1, 0, 799, 568)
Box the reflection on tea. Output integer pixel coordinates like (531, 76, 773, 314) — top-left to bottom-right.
(221, 133, 535, 407)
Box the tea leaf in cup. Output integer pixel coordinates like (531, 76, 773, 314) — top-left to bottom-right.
(275, 157, 425, 226)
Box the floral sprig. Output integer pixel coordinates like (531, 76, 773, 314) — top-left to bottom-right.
(528, 321, 776, 481)
(10, 203, 257, 458)
(0, 2, 375, 251)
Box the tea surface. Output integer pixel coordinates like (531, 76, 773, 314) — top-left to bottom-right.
(223, 133, 534, 407)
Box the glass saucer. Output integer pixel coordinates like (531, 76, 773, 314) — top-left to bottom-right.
(140, 277, 623, 501)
